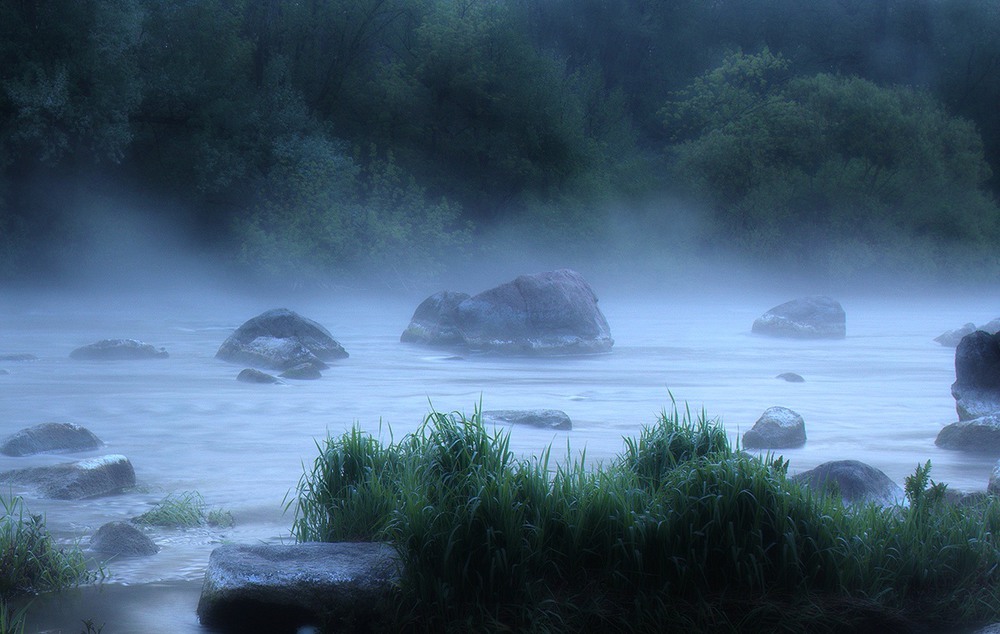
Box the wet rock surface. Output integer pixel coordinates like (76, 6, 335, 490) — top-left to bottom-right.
(197, 542, 399, 633)
(0, 422, 103, 457)
(70, 339, 168, 360)
(236, 368, 282, 384)
(791, 460, 904, 508)
(752, 296, 846, 339)
(742, 406, 806, 449)
(951, 330, 1000, 420)
(90, 521, 159, 557)
(216, 309, 347, 371)
(401, 269, 613, 355)
(481, 409, 572, 430)
(936, 414, 1000, 453)
(0, 454, 136, 499)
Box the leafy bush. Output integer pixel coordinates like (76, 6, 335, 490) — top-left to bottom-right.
(664, 49, 1000, 280)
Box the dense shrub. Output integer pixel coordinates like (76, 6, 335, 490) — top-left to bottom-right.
(293, 403, 1000, 632)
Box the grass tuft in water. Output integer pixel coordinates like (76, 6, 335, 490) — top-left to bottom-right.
(0, 495, 95, 600)
(132, 491, 233, 528)
(294, 403, 1000, 632)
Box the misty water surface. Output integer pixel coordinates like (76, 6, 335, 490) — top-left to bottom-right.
(2, 284, 998, 632)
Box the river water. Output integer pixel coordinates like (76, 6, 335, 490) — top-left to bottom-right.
(2, 282, 998, 633)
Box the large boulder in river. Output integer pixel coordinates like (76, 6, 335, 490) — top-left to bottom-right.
(401, 269, 613, 355)
(951, 331, 1000, 420)
(216, 309, 347, 371)
(751, 296, 846, 339)
(791, 460, 904, 508)
(1, 422, 103, 456)
(0, 454, 136, 499)
(742, 406, 806, 449)
(197, 542, 399, 633)
(70, 339, 168, 360)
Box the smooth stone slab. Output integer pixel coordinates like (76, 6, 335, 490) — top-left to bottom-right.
(197, 542, 399, 633)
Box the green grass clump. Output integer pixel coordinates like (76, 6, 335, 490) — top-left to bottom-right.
(292, 403, 1000, 633)
(0, 495, 95, 600)
(133, 491, 233, 528)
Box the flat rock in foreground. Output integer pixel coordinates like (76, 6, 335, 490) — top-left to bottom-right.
(936, 414, 1000, 453)
(197, 542, 399, 633)
(0, 454, 135, 499)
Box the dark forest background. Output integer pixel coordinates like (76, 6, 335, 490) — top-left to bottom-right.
(2, 0, 999, 288)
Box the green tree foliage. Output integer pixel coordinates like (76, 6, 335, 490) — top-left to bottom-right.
(665, 50, 1000, 277)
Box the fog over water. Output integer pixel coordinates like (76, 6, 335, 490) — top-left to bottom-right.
(3, 270, 999, 632)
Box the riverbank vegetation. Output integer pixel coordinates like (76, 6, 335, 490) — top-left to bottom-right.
(293, 405, 1000, 632)
(2, 1, 1000, 286)
(0, 495, 97, 634)
(132, 491, 234, 529)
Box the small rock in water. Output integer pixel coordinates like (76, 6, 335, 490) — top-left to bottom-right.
(0, 454, 136, 499)
(776, 372, 805, 382)
(1, 422, 103, 457)
(70, 339, 168, 360)
(280, 363, 323, 380)
(237, 368, 282, 384)
(90, 521, 159, 557)
(0, 353, 38, 361)
(481, 409, 572, 430)
(742, 406, 806, 449)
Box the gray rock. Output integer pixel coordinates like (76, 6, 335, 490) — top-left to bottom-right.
(400, 291, 470, 346)
(935, 414, 1000, 453)
(936, 319, 1000, 347)
(70, 339, 168, 360)
(975, 624, 1000, 634)
(90, 521, 159, 557)
(237, 368, 282, 384)
(742, 406, 806, 449)
(401, 269, 613, 355)
(0, 369, 8, 375)
(0, 353, 38, 361)
(791, 460, 905, 508)
(989, 460, 1000, 496)
(481, 409, 572, 430)
(751, 296, 846, 339)
(279, 363, 323, 380)
(776, 372, 805, 382)
(217, 309, 347, 371)
(0, 454, 136, 499)
(951, 330, 1000, 420)
(1, 422, 103, 457)
(197, 542, 399, 632)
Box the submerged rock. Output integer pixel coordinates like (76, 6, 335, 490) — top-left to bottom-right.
(791, 460, 904, 508)
(90, 521, 159, 557)
(217, 309, 347, 371)
(751, 296, 846, 339)
(70, 339, 168, 360)
(776, 372, 805, 383)
(0, 454, 136, 499)
(279, 363, 323, 380)
(0, 422, 103, 457)
(742, 406, 806, 449)
(481, 409, 572, 430)
(401, 269, 613, 355)
(236, 368, 282, 384)
(0, 353, 37, 361)
(197, 542, 399, 633)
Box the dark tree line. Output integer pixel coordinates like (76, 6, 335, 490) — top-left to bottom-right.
(1, 0, 998, 284)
